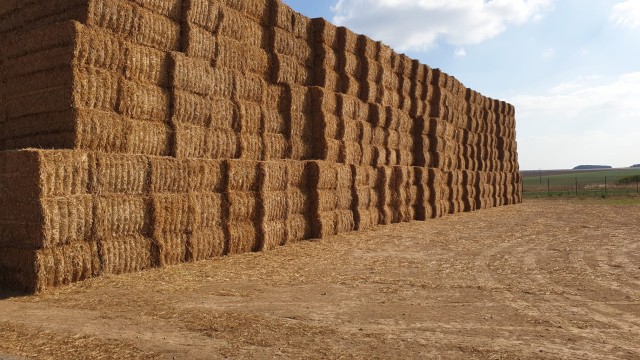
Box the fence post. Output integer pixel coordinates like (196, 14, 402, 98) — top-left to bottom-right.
(547, 178, 550, 197)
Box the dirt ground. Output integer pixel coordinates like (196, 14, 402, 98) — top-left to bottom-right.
(1, 199, 639, 359)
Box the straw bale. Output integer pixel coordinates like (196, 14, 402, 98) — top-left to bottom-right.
(313, 211, 336, 238)
(314, 44, 340, 72)
(227, 191, 259, 222)
(309, 87, 339, 114)
(151, 194, 192, 234)
(0, 241, 100, 293)
(258, 161, 288, 192)
(273, 27, 313, 66)
(287, 188, 310, 215)
(290, 137, 313, 160)
(238, 101, 263, 132)
(261, 220, 287, 250)
(4, 22, 128, 78)
(312, 111, 340, 140)
(5, 67, 114, 119)
(272, 53, 312, 85)
(218, 6, 270, 49)
(313, 69, 341, 92)
(263, 108, 287, 134)
(187, 227, 226, 261)
(118, 81, 171, 122)
(261, 191, 288, 221)
(188, 192, 224, 232)
(98, 235, 155, 275)
(172, 54, 233, 98)
(235, 72, 265, 104)
(372, 146, 388, 167)
(226, 160, 260, 191)
(340, 75, 361, 98)
(239, 133, 264, 160)
(187, 159, 225, 192)
(182, 22, 217, 61)
(85, 0, 181, 51)
(341, 141, 363, 165)
(315, 138, 341, 163)
(342, 51, 363, 77)
(174, 124, 239, 159)
(88, 153, 149, 195)
(129, 0, 182, 19)
(217, 37, 271, 77)
(2, 20, 76, 64)
(154, 232, 189, 266)
(263, 133, 289, 160)
(185, 0, 222, 32)
(361, 145, 375, 166)
(27, 195, 92, 248)
(172, 90, 238, 129)
(286, 161, 307, 188)
(335, 210, 356, 234)
(342, 119, 359, 142)
(288, 214, 312, 242)
(75, 111, 171, 156)
(227, 221, 260, 254)
(312, 17, 338, 48)
(315, 190, 338, 212)
(371, 127, 386, 146)
(94, 195, 152, 239)
(288, 84, 313, 114)
(124, 42, 171, 86)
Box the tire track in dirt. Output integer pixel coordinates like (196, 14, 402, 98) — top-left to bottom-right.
(475, 232, 640, 357)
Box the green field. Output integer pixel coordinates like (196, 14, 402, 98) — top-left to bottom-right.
(522, 168, 640, 198)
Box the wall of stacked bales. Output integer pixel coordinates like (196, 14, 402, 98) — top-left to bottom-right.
(0, 0, 521, 293)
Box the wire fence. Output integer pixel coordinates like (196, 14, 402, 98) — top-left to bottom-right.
(523, 174, 640, 198)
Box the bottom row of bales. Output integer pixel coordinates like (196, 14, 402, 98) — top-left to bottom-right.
(0, 150, 521, 293)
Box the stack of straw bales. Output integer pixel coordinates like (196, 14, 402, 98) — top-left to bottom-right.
(0, 0, 521, 293)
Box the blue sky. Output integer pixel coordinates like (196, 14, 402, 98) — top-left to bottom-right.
(283, 0, 640, 170)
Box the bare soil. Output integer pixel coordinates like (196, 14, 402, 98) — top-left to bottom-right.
(1, 199, 639, 359)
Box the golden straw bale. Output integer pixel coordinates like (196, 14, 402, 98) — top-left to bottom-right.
(124, 41, 172, 86)
(287, 214, 312, 242)
(335, 209, 356, 234)
(261, 191, 288, 221)
(239, 132, 264, 160)
(272, 53, 313, 86)
(226, 160, 260, 191)
(187, 228, 225, 261)
(0, 241, 100, 293)
(174, 124, 239, 159)
(184, 0, 222, 32)
(218, 6, 270, 49)
(182, 22, 217, 61)
(190, 192, 224, 229)
(312, 17, 338, 49)
(85, 0, 181, 51)
(155, 232, 188, 266)
(88, 153, 149, 195)
(94, 195, 152, 239)
(99, 235, 155, 275)
(227, 221, 260, 254)
(259, 161, 288, 192)
(263, 133, 289, 160)
(261, 220, 287, 250)
(151, 194, 192, 234)
(118, 81, 171, 122)
(221, 0, 271, 25)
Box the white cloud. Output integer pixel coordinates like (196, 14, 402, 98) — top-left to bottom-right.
(331, 0, 554, 52)
(611, 0, 640, 29)
(511, 73, 640, 169)
(542, 48, 555, 58)
(454, 47, 467, 57)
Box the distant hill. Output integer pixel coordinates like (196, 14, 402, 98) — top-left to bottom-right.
(631, 164, 640, 168)
(573, 165, 612, 170)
